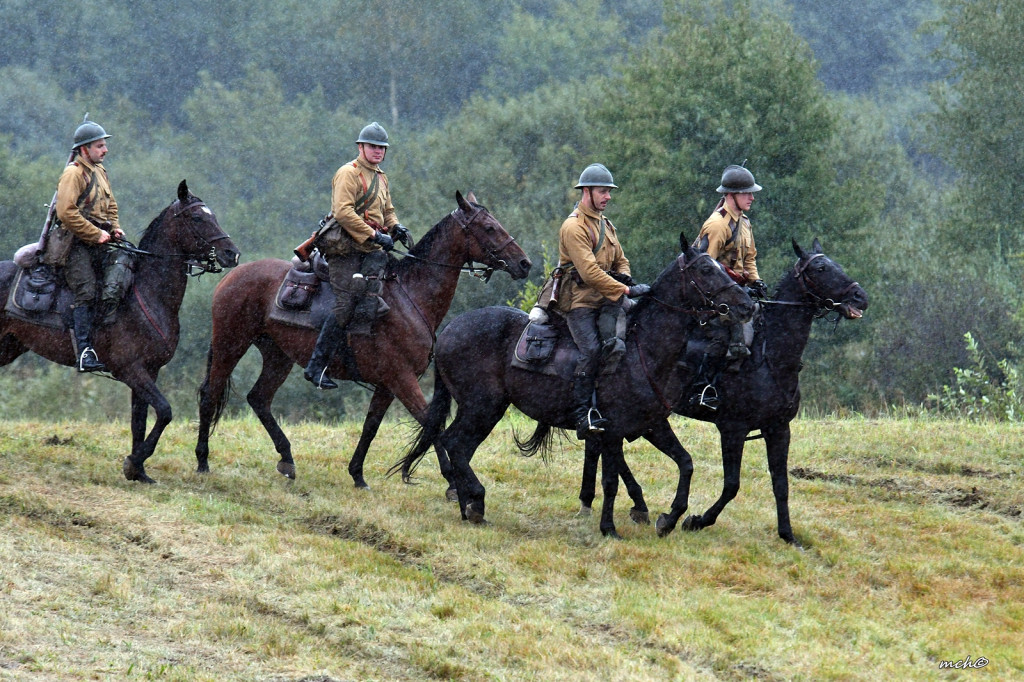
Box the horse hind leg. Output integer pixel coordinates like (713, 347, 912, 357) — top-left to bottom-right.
(0, 332, 28, 366)
(443, 401, 508, 525)
(247, 338, 298, 479)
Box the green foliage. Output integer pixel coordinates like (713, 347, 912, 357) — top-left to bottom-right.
(507, 242, 557, 312)
(598, 0, 838, 278)
(929, 0, 1024, 261)
(929, 332, 1024, 421)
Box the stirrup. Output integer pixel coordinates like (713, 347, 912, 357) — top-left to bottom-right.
(585, 407, 608, 433)
(691, 384, 719, 411)
(308, 367, 338, 390)
(77, 347, 106, 373)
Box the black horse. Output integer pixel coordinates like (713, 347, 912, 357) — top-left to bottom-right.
(578, 238, 868, 544)
(396, 237, 755, 537)
(0, 180, 240, 482)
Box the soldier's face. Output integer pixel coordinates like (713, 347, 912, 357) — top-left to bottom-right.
(359, 143, 387, 165)
(585, 187, 612, 212)
(730, 192, 754, 212)
(81, 140, 108, 164)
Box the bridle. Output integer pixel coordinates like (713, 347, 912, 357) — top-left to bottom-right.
(647, 252, 745, 318)
(763, 253, 860, 318)
(111, 197, 235, 277)
(393, 204, 519, 281)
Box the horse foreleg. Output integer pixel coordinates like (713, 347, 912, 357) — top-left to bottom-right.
(578, 439, 600, 516)
(643, 419, 694, 537)
(349, 387, 395, 489)
(764, 422, 797, 545)
(683, 428, 745, 533)
(597, 436, 624, 538)
(247, 340, 297, 479)
(579, 440, 647, 523)
(123, 375, 171, 484)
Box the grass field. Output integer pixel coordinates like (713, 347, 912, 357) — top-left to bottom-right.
(0, 413, 1021, 681)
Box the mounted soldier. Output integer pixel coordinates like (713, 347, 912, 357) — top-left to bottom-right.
(303, 121, 414, 390)
(557, 163, 648, 439)
(689, 163, 767, 406)
(42, 119, 125, 372)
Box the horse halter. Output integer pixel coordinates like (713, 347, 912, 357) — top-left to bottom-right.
(791, 253, 860, 315)
(449, 204, 519, 281)
(169, 198, 235, 275)
(674, 252, 742, 316)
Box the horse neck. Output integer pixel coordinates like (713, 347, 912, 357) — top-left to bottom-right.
(394, 217, 469, 328)
(133, 234, 190, 319)
(763, 272, 818, 370)
(629, 298, 700, 379)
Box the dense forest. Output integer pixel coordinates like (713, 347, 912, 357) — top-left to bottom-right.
(0, 0, 1021, 421)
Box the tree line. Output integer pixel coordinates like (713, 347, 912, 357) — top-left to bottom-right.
(0, 0, 1019, 420)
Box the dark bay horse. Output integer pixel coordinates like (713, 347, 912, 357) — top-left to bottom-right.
(195, 191, 532, 483)
(579, 238, 868, 544)
(396, 238, 755, 537)
(0, 180, 240, 483)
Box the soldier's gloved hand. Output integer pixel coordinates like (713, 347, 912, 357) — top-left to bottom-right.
(393, 224, 414, 249)
(627, 283, 651, 297)
(750, 279, 768, 298)
(372, 231, 394, 252)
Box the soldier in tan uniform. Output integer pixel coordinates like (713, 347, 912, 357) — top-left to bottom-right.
(44, 120, 125, 372)
(304, 122, 412, 389)
(558, 163, 648, 439)
(689, 164, 766, 407)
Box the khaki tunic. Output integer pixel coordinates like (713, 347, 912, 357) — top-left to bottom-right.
(697, 201, 759, 283)
(326, 157, 397, 255)
(557, 203, 629, 309)
(55, 156, 119, 243)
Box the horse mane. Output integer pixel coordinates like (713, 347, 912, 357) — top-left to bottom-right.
(625, 253, 683, 320)
(137, 204, 173, 250)
(388, 200, 487, 276)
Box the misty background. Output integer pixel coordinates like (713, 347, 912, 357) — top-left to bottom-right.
(0, 0, 1020, 421)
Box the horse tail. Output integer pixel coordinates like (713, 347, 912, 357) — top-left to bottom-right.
(513, 422, 556, 461)
(389, 368, 452, 479)
(197, 344, 232, 434)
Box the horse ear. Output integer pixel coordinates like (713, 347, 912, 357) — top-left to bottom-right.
(456, 190, 471, 212)
(679, 231, 688, 252)
(178, 179, 189, 203)
(812, 237, 823, 253)
(466, 191, 478, 204)
(792, 237, 807, 259)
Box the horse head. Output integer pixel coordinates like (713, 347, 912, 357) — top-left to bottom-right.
(647, 231, 754, 324)
(791, 238, 868, 319)
(142, 180, 240, 274)
(452, 190, 532, 280)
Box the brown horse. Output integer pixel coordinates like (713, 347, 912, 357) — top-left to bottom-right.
(195, 191, 532, 484)
(0, 180, 240, 483)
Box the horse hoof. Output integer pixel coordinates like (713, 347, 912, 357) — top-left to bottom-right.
(600, 527, 621, 539)
(195, 464, 210, 474)
(629, 508, 650, 525)
(445, 486, 458, 502)
(123, 457, 156, 484)
(466, 502, 486, 525)
(576, 504, 592, 518)
(655, 513, 676, 537)
(402, 475, 418, 486)
(354, 481, 370, 491)
(681, 515, 703, 532)
(276, 461, 296, 480)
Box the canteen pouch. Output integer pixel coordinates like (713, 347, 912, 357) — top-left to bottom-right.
(278, 268, 320, 309)
(15, 264, 58, 313)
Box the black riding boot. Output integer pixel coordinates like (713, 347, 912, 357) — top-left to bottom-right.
(304, 314, 345, 389)
(72, 305, 105, 373)
(690, 352, 722, 410)
(572, 371, 608, 440)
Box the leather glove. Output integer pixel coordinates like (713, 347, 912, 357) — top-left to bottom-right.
(393, 224, 414, 249)
(609, 271, 636, 286)
(627, 283, 651, 297)
(372, 231, 394, 252)
(750, 279, 768, 298)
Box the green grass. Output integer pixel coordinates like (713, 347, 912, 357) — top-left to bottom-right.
(0, 414, 1021, 681)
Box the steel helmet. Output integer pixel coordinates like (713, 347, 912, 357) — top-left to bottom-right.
(356, 121, 389, 147)
(73, 120, 111, 149)
(574, 163, 617, 189)
(717, 164, 762, 193)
